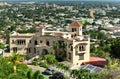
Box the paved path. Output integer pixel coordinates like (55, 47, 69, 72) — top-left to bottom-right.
(27, 65, 46, 72)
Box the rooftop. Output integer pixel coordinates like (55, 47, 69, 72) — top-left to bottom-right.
(10, 33, 34, 37)
(83, 57, 106, 67)
(69, 21, 83, 27)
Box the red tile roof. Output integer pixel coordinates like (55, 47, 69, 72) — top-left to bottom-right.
(69, 21, 83, 27)
(83, 57, 106, 67)
(36, 25, 44, 29)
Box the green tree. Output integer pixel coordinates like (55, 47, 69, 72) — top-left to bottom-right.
(42, 54, 57, 65)
(0, 43, 5, 49)
(26, 69, 33, 79)
(0, 56, 13, 79)
(109, 38, 120, 58)
(8, 53, 24, 73)
(52, 42, 66, 61)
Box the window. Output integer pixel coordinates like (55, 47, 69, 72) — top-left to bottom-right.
(72, 28, 77, 32)
(40, 40, 43, 43)
(12, 40, 14, 44)
(68, 53, 71, 59)
(79, 45, 86, 51)
(29, 40, 31, 43)
(17, 40, 26, 45)
(79, 53, 84, 60)
(26, 48, 31, 53)
(34, 48, 36, 53)
(70, 45, 73, 51)
(34, 40, 38, 45)
(46, 41, 50, 46)
(13, 47, 17, 52)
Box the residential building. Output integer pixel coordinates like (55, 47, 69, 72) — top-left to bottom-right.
(10, 21, 90, 66)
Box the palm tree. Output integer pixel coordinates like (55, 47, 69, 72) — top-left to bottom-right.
(8, 53, 24, 73)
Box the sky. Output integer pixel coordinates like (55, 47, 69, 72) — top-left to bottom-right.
(0, 0, 120, 2)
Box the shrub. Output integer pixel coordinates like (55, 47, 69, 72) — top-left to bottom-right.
(39, 62, 49, 68)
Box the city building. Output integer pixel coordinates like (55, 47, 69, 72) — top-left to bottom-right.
(10, 21, 90, 66)
(89, 9, 94, 18)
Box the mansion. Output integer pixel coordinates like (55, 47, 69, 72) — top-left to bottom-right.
(10, 21, 90, 66)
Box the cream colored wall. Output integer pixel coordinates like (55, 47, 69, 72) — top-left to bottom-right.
(63, 33, 72, 39)
(69, 26, 83, 36)
(72, 39, 90, 66)
(10, 36, 33, 54)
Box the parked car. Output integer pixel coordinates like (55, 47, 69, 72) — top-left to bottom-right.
(52, 72, 65, 79)
(44, 68, 54, 75)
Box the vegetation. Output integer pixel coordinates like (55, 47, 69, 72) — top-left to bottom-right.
(71, 69, 100, 79)
(0, 43, 5, 49)
(52, 42, 67, 61)
(0, 53, 44, 79)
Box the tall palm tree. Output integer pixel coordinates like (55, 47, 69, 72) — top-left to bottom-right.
(8, 53, 24, 73)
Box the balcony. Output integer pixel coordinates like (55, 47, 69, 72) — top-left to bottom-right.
(76, 50, 86, 54)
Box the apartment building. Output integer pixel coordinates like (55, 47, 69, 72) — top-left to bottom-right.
(10, 21, 90, 66)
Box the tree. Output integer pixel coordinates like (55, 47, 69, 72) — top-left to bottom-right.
(26, 69, 33, 79)
(52, 42, 66, 61)
(71, 69, 100, 79)
(33, 70, 44, 79)
(109, 38, 120, 58)
(0, 43, 5, 49)
(0, 56, 13, 79)
(8, 73, 27, 79)
(8, 53, 24, 73)
(42, 54, 57, 65)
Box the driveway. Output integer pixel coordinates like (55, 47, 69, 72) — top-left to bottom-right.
(28, 65, 49, 79)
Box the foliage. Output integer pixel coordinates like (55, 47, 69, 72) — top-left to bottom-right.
(32, 58, 39, 66)
(0, 56, 13, 79)
(33, 70, 41, 79)
(106, 57, 120, 69)
(109, 38, 120, 59)
(0, 54, 44, 79)
(0, 43, 5, 49)
(71, 69, 100, 79)
(26, 69, 33, 79)
(8, 53, 24, 73)
(8, 73, 27, 79)
(39, 62, 49, 68)
(24, 54, 31, 60)
(52, 42, 67, 61)
(42, 54, 57, 64)
(56, 63, 70, 72)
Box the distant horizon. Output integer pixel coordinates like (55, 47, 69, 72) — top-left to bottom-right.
(0, 0, 120, 2)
